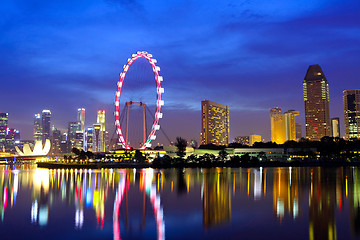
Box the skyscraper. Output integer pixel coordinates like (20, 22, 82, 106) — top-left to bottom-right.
(34, 113, 42, 141)
(93, 124, 101, 152)
(97, 110, 106, 151)
(270, 108, 299, 144)
(303, 64, 331, 140)
(284, 110, 300, 141)
(42, 110, 51, 142)
(331, 117, 340, 138)
(84, 127, 94, 152)
(270, 108, 285, 144)
(51, 127, 62, 153)
(6, 128, 20, 153)
(0, 113, 8, 150)
(77, 108, 85, 133)
(68, 121, 82, 149)
(343, 90, 360, 139)
(201, 100, 229, 146)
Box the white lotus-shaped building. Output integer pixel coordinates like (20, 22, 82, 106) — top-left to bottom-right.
(15, 139, 51, 156)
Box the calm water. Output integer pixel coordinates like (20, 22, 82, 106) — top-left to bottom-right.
(0, 164, 360, 240)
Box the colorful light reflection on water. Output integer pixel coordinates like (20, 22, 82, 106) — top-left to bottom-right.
(1, 165, 360, 239)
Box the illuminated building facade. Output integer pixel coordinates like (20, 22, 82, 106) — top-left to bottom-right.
(284, 110, 300, 141)
(93, 124, 101, 152)
(249, 134, 261, 146)
(5, 128, 20, 153)
(51, 127, 61, 153)
(270, 108, 285, 144)
(97, 110, 106, 151)
(41, 110, 51, 142)
(0, 113, 8, 151)
(270, 108, 299, 144)
(68, 121, 81, 150)
(234, 136, 249, 146)
(201, 100, 229, 145)
(331, 117, 340, 138)
(303, 64, 331, 140)
(77, 108, 85, 133)
(34, 113, 42, 142)
(85, 127, 94, 151)
(343, 90, 360, 139)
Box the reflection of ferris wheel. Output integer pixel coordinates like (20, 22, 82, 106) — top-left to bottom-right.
(113, 171, 165, 240)
(115, 51, 164, 150)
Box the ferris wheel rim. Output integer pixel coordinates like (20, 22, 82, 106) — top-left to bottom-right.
(114, 51, 163, 150)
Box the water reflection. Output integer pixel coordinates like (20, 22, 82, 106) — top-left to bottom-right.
(1, 165, 360, 239)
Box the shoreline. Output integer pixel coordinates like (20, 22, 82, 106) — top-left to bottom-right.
(36, 160, 360, 169)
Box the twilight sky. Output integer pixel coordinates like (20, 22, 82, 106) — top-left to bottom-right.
(1, 0, 359, 145)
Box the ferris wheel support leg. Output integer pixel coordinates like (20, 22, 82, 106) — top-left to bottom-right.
(143, 104, 146, 145)
(126, 102, 130, 146)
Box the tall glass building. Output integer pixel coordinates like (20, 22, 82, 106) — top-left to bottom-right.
(270, 108, 299, 144)
(343, 89, 360, 139)
(201, 100, 229, 146)
(0, 113, 8, 151)
(303, 64, 331, 140)
(77, 108, 85, 133)
(97, 110, 106, 151)
(34, 113, 42, 141)
(41, 110, 51, 142)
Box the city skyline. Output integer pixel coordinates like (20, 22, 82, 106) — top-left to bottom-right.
(1, 0, 360, 143)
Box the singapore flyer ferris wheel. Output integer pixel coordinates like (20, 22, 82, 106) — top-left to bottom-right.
(114, 51, 164, 150)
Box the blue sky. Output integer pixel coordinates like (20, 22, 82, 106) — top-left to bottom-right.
(1, 0, 359, 144)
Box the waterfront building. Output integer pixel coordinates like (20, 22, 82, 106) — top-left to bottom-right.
(5, 128, 20, 153)
(74, 132, 84, 150)
(51, 127, 62, 153)
(41, 110, 51, 142)
(303, 64, 331, 140)
(234, 136, 249, 146)
(270, 108, 285, 144)
(0, 113, 8, 151)
(284, 110, 300, 141)
(97, 110, 106, 151)
(85, 127, 94, 152)
(201, 100, 229, 146)
(77, 108, 85, 133)
(295, 123, 302, 140)
(33, 113, 42, 141)
(331, 117, 340, 138)
(68, 122, 80, 140)
(93, 124, 101, 152)
(343, 89, 360, 139)
(270, 108, 299, 144)
(249, 135, 262, 146)
(68, 121, 82, 150)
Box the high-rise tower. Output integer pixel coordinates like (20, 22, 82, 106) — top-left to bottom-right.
(201, 100, 229, 145)
(97, 110, 106, 151)
(0, 113, 8, 151)
(34, 113, 42, 141)
(270, 108, 285, 144)
(343, 90, 360, 139)
(270, 108, 299, 144)
(77, 108, 85, 133)
(42, 110, 51, 142)
(303, 64, 331, 140)
(284, 110, 300, 141)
